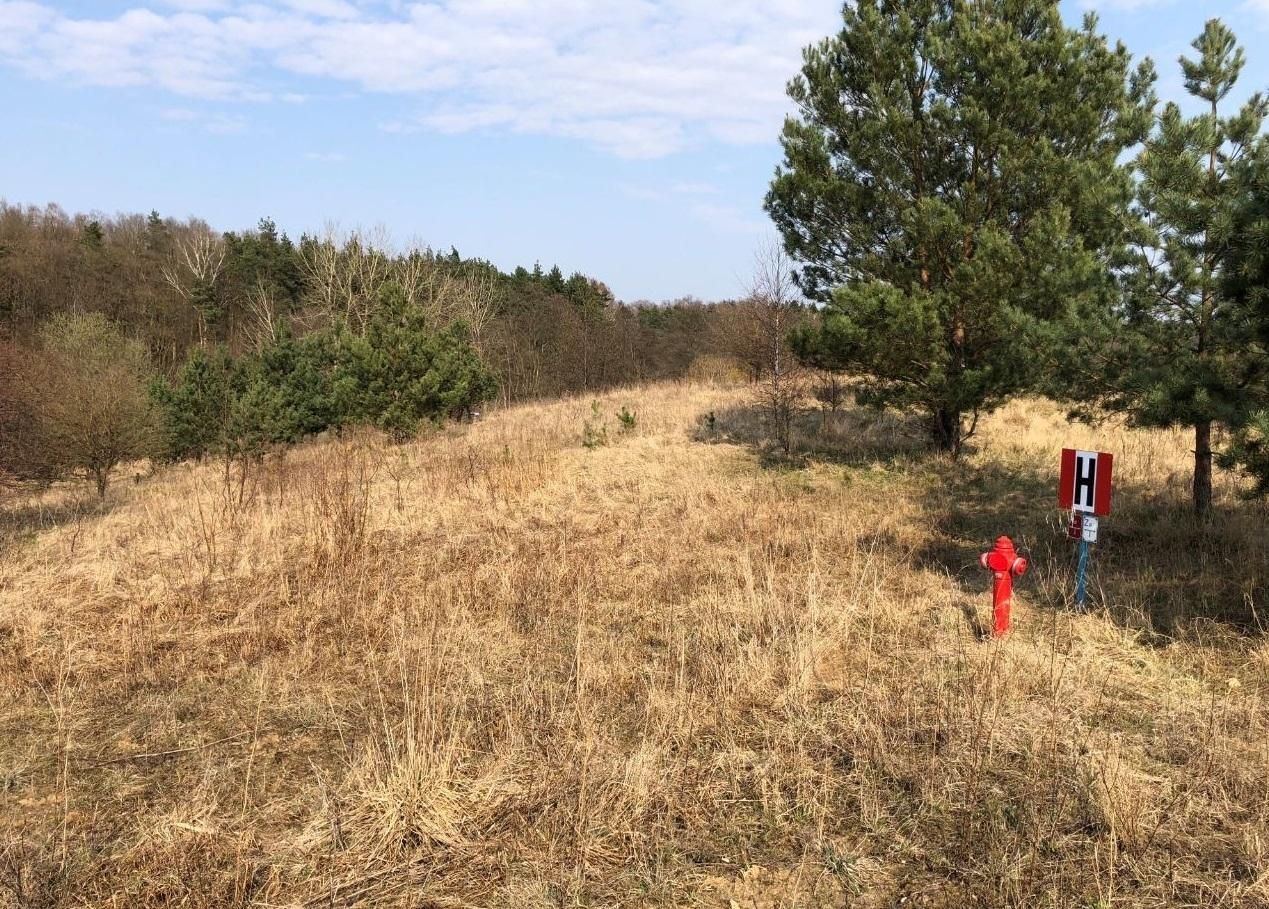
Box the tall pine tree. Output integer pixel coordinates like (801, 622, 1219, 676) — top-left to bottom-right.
(1219, 143, 1269, 498)
(767, 0, 1154, 456)
(1098, 20, 1266, 514)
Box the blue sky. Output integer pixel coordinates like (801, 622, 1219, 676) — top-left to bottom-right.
(1, 1, 1267, 302)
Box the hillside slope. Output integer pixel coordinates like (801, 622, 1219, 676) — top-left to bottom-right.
(1, 383, 1267, 907)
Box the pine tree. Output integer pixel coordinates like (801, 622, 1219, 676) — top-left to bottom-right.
(224, 365, 294, 463)
(767, 0, 1154, 456)
(189, 277, 223, 342)
(145, 210, 167, 252)
(1101, 20, 1266, 514)
(332, 283, 498, 438)
(80, 220, 104, 250)
(1219, 145, 1269, 497)
(151, 346, 234, 461)
(249, 328, 340, 441)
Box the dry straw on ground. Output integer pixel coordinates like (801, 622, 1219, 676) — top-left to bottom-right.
(1, 382, 1267, 907)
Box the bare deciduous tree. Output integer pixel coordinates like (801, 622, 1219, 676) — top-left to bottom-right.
(300, 222, 343, 319)
(344, 225, 392, 330)
(11, 314, 157, 498)
(0, 336, 37, 489)
(397, 245, 451, 323)
(160, 221, 225, 346)
(450, 269, 498, 351)
(394, 245, 499, 348)
(749, 242, 807, 454)
(813, 370, 848, 414)
(300, 224, 394, 333)
(243, 277, 280, 351)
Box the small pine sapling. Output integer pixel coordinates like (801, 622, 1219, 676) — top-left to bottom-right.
(582, 400, 608, 449)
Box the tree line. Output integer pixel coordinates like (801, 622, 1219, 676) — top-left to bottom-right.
(0, 205, 802, 497)
(769, 4, 1269, 514)
(0, 206, 755, 395)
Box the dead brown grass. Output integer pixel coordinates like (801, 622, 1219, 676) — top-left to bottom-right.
(1, 382, 1267, 907)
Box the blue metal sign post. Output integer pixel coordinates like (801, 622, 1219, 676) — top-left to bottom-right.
(1071, 514, 1098, 611)
(1075, 535, 1090, 610)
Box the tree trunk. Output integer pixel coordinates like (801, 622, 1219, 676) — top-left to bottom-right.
(1193, 420, 1213, 516)
(933, 407, 962, 458)
(93, 467, 109, 500)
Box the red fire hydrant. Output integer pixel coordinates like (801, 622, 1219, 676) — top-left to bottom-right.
(979, 535, 1027, 638)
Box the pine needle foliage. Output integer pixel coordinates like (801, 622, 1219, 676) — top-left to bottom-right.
(1112, 21, 1267, 514)
(767, 0, 1155, 456)
(153, 282, 497, 459)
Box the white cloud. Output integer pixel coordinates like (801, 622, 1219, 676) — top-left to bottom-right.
(158, 0, 234, 10)
(0, 0, 837, 157)
(305, 150, 346, 161)
(279, 0, 359, 18)
(0, 2, 55, 55)
(161, 106, 247, 133)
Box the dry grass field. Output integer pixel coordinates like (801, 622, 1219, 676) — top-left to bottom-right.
(2, 381, 1268, 908)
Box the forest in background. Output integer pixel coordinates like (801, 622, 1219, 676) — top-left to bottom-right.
(0, 202, 775, 403)
(0, 202, 813, 497)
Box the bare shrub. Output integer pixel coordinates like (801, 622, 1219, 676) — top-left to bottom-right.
(686, 353, 748, 386)
(812, 370, 848, 415)
(8, 314, 157, 498)
(302, 436, 378, 571)
(748, 243, 808, 454)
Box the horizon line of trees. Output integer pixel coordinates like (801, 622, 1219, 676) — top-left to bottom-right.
(0, 204, 806, 497)
(0, 203, 795, 394)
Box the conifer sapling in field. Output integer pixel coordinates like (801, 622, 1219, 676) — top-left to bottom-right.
(150, 346, 234, 462)
(331, 282, 498, 439)
(151, 283, 498, 460)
